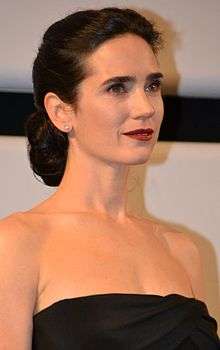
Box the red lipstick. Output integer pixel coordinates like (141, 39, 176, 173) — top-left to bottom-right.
(123, 128, 154, 141)
(123, 128, 154, 135)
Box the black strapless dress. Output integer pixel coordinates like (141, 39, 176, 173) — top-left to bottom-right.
(32, 293, 220, 349)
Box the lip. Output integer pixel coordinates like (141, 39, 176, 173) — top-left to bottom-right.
(122, 128, 154, 135)
(124, 134, 153, 141)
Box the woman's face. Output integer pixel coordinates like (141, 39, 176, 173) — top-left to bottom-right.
(70, 33, 164, 166)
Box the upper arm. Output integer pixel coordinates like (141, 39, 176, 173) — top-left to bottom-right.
(0, 214, 39, 349)
(163, 229, 206, 303)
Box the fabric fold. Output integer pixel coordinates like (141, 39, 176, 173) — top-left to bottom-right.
(32, 293, 220, 349)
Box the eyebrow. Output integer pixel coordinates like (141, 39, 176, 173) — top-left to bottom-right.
(100, 72, 164, 87)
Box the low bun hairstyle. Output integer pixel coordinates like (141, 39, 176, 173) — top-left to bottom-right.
(25, 7, 163, 186)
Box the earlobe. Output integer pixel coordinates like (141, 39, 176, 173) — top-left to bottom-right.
(44, 92, 74, 132)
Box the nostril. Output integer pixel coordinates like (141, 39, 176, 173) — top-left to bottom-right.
(134, 109, 155, 119)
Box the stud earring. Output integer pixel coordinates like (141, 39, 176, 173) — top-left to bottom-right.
(63, 124, 71, 132)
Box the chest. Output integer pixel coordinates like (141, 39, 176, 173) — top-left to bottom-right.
(35, 220, 192, 313)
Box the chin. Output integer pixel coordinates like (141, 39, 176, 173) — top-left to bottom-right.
(123, 153, 152, 165)
(130, 157, 151, 165)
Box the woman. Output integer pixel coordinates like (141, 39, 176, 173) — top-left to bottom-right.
(0, 7, 219, 349)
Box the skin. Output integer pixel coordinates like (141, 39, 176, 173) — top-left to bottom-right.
(39, 33, 164, 223)
(32, 33, 205, 306)
(0, 33, 207, 348)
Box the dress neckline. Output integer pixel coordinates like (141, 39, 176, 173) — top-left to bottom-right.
(33, 292, 204, 319)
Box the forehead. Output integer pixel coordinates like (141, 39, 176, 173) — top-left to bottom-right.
(84, 34, 159, 81)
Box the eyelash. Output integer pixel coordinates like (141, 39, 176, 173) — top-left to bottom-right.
(107, 79, 162, 95)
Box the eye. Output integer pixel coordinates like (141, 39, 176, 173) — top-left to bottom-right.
(107, 83, 127, 94)
(145, 79, 162, 93)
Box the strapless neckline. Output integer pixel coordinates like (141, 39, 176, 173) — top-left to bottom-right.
(32, 292, 220, 349)
(33, 292, 204, 319)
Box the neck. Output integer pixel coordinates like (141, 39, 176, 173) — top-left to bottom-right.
(45, 145, 131, 223)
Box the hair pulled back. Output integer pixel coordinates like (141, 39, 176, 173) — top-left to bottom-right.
(25, 7, 163, 186)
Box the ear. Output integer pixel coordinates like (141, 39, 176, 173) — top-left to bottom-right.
(44, 92, 74, 133)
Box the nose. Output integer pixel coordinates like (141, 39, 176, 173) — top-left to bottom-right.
(130, 89, 155, 119)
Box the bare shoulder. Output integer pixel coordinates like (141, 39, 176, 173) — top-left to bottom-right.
(0, 212, 31, 247)
(0, 212, 41, 348)
(0, 211, 43, 249)
(158, 223, 206, 303)
(0, 211, 41, 291)
(0, 211, 44, 307)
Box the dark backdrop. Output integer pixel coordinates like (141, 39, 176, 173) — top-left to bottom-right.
(0, 91, 219, 142)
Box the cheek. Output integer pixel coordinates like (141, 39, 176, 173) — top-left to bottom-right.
(84, 99, 123, 132)
(77, 102, 122, 149)
(159, 97, 164, 115)
(153, 96, 164, 122)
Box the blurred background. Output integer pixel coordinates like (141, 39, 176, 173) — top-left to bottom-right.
(0, 0, 219, 331)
